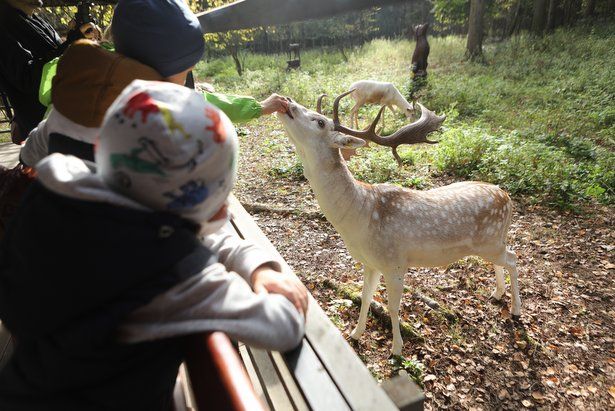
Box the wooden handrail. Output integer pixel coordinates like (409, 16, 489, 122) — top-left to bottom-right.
(184, 332, 265, 411)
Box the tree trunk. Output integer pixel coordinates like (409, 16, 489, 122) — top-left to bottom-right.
(584, 0, 596, 17)
(546, 0, 559, 30)
(466, 0, 485, 61)
(506, 0, 523, 37)
(563, 0, 581, 25)
(532, 0, 549, 34)
(230, 47, 243, 76)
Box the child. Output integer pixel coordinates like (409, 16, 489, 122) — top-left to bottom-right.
(0, 81, 307, 410)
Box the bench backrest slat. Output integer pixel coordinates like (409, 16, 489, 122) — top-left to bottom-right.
(0, 322, 14, 372)
(247, 347, 298, 410)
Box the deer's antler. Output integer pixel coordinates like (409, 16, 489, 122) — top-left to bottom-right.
(332, 89, 446, 165)
(316, 94, 327, 114)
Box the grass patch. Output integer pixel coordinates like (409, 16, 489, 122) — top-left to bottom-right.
(389, 355, 424, 387)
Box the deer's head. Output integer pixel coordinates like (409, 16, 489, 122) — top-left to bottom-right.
(276, 97, 365, 161)
(414, 23, 429, 38)
(278, 92, 445, 166)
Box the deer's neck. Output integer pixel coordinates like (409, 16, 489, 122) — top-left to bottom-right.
(300, 149, 371, 229)
(392, 89, 409, 109)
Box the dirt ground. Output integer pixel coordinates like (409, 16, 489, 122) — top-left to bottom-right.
(0, 121, 610, 409)
(234, 123, 615, 410)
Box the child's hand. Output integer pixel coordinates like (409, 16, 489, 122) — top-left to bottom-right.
(260, 94, 289, 116)
(251, 265, 308, 316)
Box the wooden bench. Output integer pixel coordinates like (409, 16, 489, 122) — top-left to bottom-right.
(220, 195, 424, 411)
(0, 322, 14, 372)
(0, 92, 13, 135)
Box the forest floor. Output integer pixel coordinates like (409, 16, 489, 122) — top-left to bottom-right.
(233, 119, 614, 410)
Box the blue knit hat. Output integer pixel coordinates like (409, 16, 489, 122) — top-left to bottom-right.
(112, 0, 205, 77)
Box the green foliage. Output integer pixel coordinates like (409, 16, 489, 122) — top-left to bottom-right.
(389, 355, 424, 387)
(432, 125, 614, 208)
(196, 22, 615, 208)
(432, 0, 470, 28)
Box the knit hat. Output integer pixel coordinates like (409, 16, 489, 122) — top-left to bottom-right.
(96, 80, 237, 229)
(112, 0, 205, 77)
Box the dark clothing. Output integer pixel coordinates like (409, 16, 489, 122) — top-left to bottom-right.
(48, 132, 95, 162)
(0, 2, 66, 136)
(0, 182, 214, 410)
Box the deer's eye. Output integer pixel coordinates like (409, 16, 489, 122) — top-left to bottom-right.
(317, 119, 325, 128)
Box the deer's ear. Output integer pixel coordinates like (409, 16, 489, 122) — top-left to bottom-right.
(330, 132, 366, 149)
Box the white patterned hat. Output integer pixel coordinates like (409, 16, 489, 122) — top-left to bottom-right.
(96, 80, 237, 226)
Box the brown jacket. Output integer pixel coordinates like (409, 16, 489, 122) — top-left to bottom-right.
(53, 39, 164, 128)
(21, 40, 164, 166)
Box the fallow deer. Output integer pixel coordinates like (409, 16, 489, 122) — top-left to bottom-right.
(277, 94, 521, 355)
(348, 80, 414, 132)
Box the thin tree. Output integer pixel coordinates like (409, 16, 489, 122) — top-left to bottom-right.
(584, 0, 596, 17)
(532, 0, 549, 34)
(466, 0, 485, 62)
(546, 0, 560, 31)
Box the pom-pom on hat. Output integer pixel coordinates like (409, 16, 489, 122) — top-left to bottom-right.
(96, 80, 237, 227)
(112, 0, 205, 77)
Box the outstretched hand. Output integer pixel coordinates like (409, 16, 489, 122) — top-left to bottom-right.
(260, 94, 289, 116)
(251, 265, 308, 316)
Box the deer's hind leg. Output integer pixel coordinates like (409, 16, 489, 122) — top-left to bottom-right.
(350, 266, 380, 340)
(350, 102, 361, 129)
(505, 248, 521, 318)
(485, 247, 521, 319)
(491, 265, 506, 300)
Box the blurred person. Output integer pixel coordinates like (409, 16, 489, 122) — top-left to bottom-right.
(0, 0, 85, 143)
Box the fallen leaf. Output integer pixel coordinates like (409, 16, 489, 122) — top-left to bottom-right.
(424, 374, 437, 382)
(532, 391, 545, 403)
(609, 386, 615, 400)
(522, 399, 533, 408)
(498, 389, 509, 400)
(543, 376, 560, 387)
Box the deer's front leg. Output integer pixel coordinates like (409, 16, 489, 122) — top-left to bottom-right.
(378, 106, 387, 134)
(350, 103, 361, 129)
(350, 267, 380, 340)
(384, 272, 405, 355)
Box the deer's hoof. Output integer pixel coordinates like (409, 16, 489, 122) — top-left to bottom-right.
(391, 338, 403, 356)
(511, 314, 521, 322)
(490, 290, 504, 301)
(391, 345, 403, 356)
(349, 327, 364, 340)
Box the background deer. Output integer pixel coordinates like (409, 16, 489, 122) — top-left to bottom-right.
(348, 80, 414, 131)
(277, 94, 521, 355)
(411, 23, 430, 78)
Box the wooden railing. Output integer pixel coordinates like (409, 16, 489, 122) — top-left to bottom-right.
(184, 332, 266, 411)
